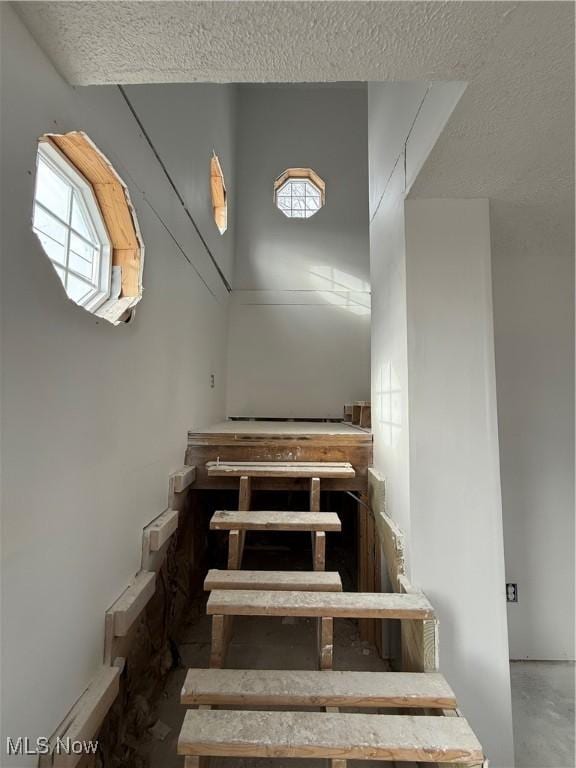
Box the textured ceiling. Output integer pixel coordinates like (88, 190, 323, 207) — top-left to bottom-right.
(14, 1, 574, 207)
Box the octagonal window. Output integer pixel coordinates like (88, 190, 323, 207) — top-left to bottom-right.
(274, 168, 325, 219)
(33, 141, 112, 311)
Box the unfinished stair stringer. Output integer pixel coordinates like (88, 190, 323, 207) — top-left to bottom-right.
(38, 465, 196, 768)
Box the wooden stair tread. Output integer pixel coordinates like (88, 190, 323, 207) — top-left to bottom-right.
(204, 569, 342, 592)
(206, 461, 355, 479)
(210, 510, 341, 531)
(207, 589, 434, 619)
(181, 668, 457, 709)
(178, 709, 483, 763)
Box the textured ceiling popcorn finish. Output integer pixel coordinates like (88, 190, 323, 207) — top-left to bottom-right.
(15, 1, 574, 211)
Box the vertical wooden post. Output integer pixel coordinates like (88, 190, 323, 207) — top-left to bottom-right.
(237, 475, 251, 565)
(313, 530, 326, 571)
(209, 614, 230, 668)
(310, 477, 323, 569)
(227, 530, 242, 569)
(317, 616, 333, 670)
(310, 477, 321, 512)
(358, 493, 370, 641)
(238, 475, 251, 511)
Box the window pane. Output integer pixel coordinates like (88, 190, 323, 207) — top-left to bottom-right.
(70, 232, 97, 263)
(34, 231, 66, 266)
(36, 157, 70, 221)
(53, 264, 66, 286)
(33, 205, 67, 245)
(71, 193, 95, 241)
(69, 250, 95, 280)
(66, 273, 93, 303)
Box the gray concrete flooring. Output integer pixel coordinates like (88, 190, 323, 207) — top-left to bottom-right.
(511, 661, 575, 768)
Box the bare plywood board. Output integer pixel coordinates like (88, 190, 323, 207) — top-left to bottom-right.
(180, 668, 457, 709)
(178, 709, 483, 763)
(210, 510, 341, 532)
(204, 569, 342, 592)
(207, 590, 435, 620)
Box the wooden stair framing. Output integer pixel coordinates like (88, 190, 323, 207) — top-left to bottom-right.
(211, 509, 340, 571)
(207, 589, 434, 669)
(181, 667, 457, 709)
(206, 460, 356, 478)
(204, 569, 342, 592)
(175, 456, 484, 767)
(178, 709, 484, 765)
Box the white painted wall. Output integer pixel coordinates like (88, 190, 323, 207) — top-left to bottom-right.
(368, 83, 514, 767)
(0, 7, 232, 764)
(491, 201, 575, 661)
(227, 85, 370, 418)
(405, 199, 514, 768)
(121, 83, 237, 285)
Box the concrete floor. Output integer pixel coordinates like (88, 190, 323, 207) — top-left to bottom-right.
(511, 661, 575, 768)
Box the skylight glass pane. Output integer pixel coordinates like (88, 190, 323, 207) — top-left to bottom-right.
(71, 193, 95, 241)
(33, 205, 67, 245)
(36, 157, 70, 221)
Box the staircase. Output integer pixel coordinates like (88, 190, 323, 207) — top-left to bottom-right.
(177, 461, 485, 767)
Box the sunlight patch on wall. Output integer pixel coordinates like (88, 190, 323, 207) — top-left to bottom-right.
(376, 362, 402, 447)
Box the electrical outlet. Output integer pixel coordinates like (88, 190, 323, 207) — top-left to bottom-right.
(210, 374, 215, 389)
(506, 583, 518, 603)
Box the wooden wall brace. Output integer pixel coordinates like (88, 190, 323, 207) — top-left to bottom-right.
(104, 571, 156, 664)
(170, 465, 197, 495)
(148, 508, 179, 551)
(368, 468, 406, 591)
(398, 573, 439, 673)
(111, 571, 156, 637)
(41, 664, 121, 768)
(141, 508, 180, 572)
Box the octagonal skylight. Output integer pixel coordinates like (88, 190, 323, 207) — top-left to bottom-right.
(274, 168, 325, 219)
